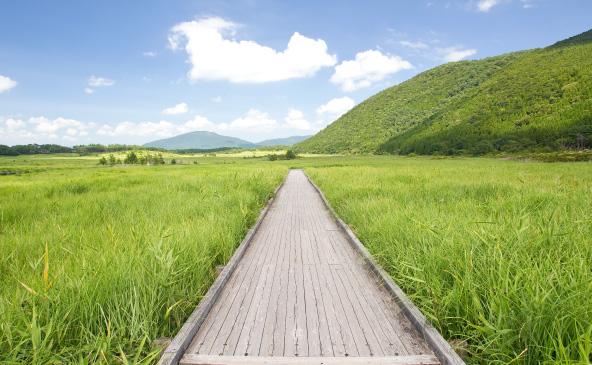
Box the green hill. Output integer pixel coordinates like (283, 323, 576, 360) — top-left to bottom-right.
(294, 29, 592, 155)
(256, 135, 312, 147)
(143, 131, 257, 150)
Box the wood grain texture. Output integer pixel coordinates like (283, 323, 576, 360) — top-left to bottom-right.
(174, 169, 437, 364)
(180, 354, 440, 364)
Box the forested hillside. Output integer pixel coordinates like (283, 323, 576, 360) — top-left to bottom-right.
(294, 30, 592, 155)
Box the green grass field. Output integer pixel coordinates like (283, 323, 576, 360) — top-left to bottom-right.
(305, 157, 592, 364)
(0, 155, 287, 363)
(1, 154, 591, 364)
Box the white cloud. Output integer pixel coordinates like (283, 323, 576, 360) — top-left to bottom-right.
(84, 88, 94, 94)
(162, 102, 189, 115)
(477, 0, 499, 12)
(439, 47, 477, 62)
(97, 121, 176, 137)
(177, 115, 218, 134)
(88, 75, 114, 87)
(29, 116, 84, 134)
(316, 97, 356, 120)
(169, 16, 337, 83)
(225, 109, 278, 132)
(143, 51, 156, 57)
(399, 41, 428, 49)
(284, 109, 313, 130)
(0, 75, 17, 93)
(211, 96, 222, 103)
(6, 118, 26, 131)
(0, 116, 96, 144)
(0, 118, 35, 141)
(330, 50, 413, 92)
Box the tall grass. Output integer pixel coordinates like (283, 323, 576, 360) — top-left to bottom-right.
(0, 161, 287, 363)
(305, 157, 592, 364)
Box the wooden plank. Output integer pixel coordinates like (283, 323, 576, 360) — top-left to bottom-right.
(258, 226, 289, 356)
(311, 230, 358, 357)
(334, 238, 414, 356)
(293, 228, 309, 357)
(283, 228, 298, 357)
(315, 230, 372, 357)
(232, 227, 282, 356)
(188, 228, 267, 354)
(180, 354, 441, 365)
(302, 229, 332, 357)
(207, 229, 273, 355)
(271, 227, 291, 356)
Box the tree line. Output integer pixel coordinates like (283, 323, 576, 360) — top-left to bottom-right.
(0, 144, 167, 156)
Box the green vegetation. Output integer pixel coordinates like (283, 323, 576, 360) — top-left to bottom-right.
(295, 29, 592, 157)
(268, 149, 297, 161)
(2, 152, 591, 364)
(304, 156, 592, 363)
(0, 155, 287, 363)
(0, 144, 167, 157)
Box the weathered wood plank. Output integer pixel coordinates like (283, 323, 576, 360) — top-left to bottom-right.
(180, 354, 441, 365)
(164, 169, 459, 365)
(232, 227, 282, 356)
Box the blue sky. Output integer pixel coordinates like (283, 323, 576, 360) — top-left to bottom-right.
(0, 0, 590, 146)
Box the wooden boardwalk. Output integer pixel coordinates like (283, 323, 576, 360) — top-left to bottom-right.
(161, 169, 463, 365)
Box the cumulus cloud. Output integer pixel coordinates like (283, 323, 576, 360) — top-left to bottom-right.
(316, 97, 355, 120)
(0, 75, 17, 93)
(84, 88, 94, 94)
(284, 109, 313, 130)
(143, 51, 156, 57)
(29, 117, 84, 134)
(162, 102, 189, 115)
(88, 75, 114, 87)
(177, 115, 218, 134)
(224, 109, 278, 132)
(439, 47, 477, 62)
(0, 116, 93, 144)
(169, 16, 337, 83)
(97, 121, 176, 137)
(330, 50, 413, 91)
(6, 118, 26, 131)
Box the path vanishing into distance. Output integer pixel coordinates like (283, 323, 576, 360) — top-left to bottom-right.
(161, 169, 463, 365)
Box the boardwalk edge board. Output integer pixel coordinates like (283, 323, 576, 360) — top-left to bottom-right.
(303, 170, 466, 365)
(180, 354, 440, 364)
(159, 178, 286, 365)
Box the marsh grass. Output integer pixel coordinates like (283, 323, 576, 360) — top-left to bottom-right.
(305, 157, 592, 364)
(2, 154, 591, 363)
(0, 159, 287, 363)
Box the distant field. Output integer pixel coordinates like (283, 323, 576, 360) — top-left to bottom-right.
(1, 154, 591, 364)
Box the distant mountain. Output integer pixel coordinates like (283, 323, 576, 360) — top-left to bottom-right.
(294, 29, 592, 155)
(256, 135, 312, 147)
(143, 131, 257, 150)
